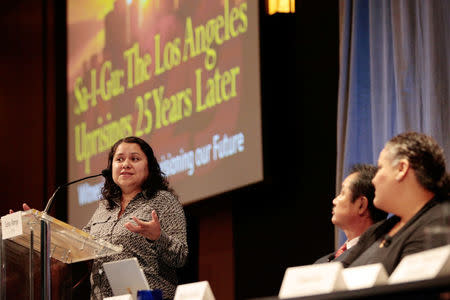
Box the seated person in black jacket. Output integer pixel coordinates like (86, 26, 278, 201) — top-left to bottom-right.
(315, 164, 388, 263)
(342, 132, 450, 274)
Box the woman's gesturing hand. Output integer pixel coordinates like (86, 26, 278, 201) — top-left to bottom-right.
(124, 210, 161, 241)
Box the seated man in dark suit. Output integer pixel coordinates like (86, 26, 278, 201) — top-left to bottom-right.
(315, 164, 388, 263)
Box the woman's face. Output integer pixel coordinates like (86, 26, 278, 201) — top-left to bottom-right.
(112, 142, 149, 195)
(372, 147, 398, 212)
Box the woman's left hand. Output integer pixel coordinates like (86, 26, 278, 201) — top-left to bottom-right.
(124, 210, 161, 241)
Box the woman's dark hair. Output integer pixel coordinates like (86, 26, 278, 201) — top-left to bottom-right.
(101, 136, 171, 209)
(386, 132, 450, 199)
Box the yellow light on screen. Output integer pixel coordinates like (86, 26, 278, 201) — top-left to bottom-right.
(267, 0, 295, 15)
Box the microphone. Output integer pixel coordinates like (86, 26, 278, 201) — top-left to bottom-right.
(43, 169, 110, 214)
(40, 169, 110, 298)
(382, 235, 392, 248)
(101, 169, 111, 177)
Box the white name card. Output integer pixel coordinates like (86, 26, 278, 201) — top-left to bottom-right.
(1, 211, 23, 240)
(278, 262, 347, 299)
(174, 281, 215, 300)
(104, 295, 133, 300)
(342, 263, 387, 290)
(388, 244, 450, 284)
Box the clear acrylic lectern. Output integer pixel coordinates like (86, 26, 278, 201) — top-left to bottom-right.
(0, 209, 122, 299)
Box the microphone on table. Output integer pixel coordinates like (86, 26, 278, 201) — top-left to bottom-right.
(43, 169, 111, 214)
(327, 253, 336, 262)
(382, 235, 392, 248)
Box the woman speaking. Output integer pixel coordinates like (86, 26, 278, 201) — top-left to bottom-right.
(83, 136, 188, 300)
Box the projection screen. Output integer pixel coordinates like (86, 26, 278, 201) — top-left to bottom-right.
(67, 0, 263, 228)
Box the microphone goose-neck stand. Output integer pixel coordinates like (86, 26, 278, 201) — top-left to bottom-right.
(40, 173, 105, 300)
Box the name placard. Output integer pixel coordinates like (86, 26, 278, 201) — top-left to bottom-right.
(388, 245, 450, 284)
(342, 263, 387, 290)
(278, 262, 346, 299)
(1, 211, 23, 240)
(104, 295, 133, 300)
(174, 281, 215, 300)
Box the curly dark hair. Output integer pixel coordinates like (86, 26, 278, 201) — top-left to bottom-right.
(349, 164, 388, 222)
(386, 132, 450, 199)
(101, 136, 172, 209)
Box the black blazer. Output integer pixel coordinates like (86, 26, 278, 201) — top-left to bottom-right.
(341, 197, 447, 275)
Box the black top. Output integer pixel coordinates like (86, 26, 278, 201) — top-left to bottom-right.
(341, 197, 448, 274)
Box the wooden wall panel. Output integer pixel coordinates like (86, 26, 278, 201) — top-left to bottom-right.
(198, 203, 234, 300)
(0, 0, 47, 213)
